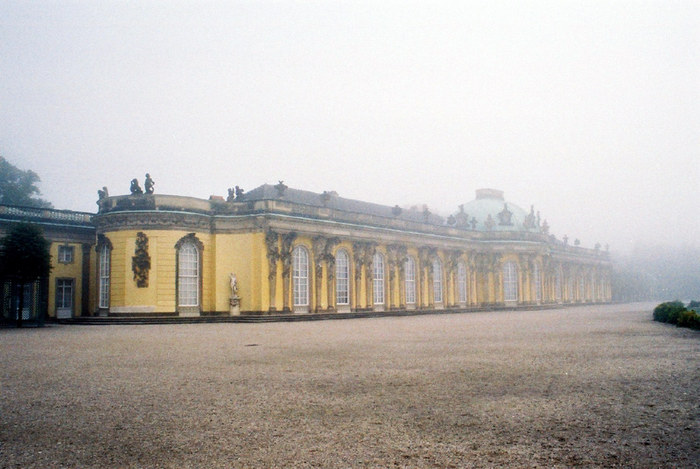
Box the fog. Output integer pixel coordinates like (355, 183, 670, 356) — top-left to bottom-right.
(1, 1, 698, 255)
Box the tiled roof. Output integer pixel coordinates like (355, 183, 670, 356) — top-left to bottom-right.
(244, 184, 445, 225)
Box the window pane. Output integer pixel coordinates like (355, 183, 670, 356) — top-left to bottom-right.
(405, 257, 415, 304)
(373, 253, 384, 304)
(335, 250, 349, 305)
(503, 262, 518, 302)
(99, 245, 110, 308)
(178, 243, 199, 306)
(293, 247, 308, 306)
(57, 279, 73, 308)
(458, 262, 467, 303)
(433, 259, 443, 303)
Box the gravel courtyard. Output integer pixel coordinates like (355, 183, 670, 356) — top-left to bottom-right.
(1, 303, 698, 468)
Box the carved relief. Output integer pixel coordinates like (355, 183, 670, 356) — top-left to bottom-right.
(323, 238, 340, 310)
(95, 212, 210, 231)
(352, 242, 365, 282)
(280, 232, 298, 279)
(279, 232, 297, 312)
(312, 236, 326, 280)
(265, 230, 279, 279)
(447, 250, 462, 274)
(265, 230, 279, 311)
(132, 232, 151, 288)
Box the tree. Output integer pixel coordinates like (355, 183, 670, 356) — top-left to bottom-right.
(0, 156, 52, 208)
(0, 223, 52, 326)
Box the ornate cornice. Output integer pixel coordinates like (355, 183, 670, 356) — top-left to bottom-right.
(95, 211, 211, 233)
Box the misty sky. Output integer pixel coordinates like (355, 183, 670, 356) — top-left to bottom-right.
(1, 1, 698, 253)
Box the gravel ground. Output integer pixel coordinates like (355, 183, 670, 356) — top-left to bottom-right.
(1, 303, 698, 468)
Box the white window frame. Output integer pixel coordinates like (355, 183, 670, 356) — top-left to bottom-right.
(405, 257, 416, 305)
(433, 258, 443, 304)
(99, 244, 110, 309)
(458, 262, 467, 304)
(178, 242, 199, 307)
(372, 253, 385, 305)
(56, 278, 73, 310)
(568, 276, 575, 301)
(533, 263, 542, 303)
(58, 245, 74, 264)
(293, 246, 309, 307)
(503, 261, 518, 302)
(335, 249, 349, 306)
(555, 269, 562, 302)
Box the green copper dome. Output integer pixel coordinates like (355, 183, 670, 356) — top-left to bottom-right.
(451, 189, 540, 232)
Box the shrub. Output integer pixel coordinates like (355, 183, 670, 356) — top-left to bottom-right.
(677, 309, 700, 330)
(653, 301, 686, 324)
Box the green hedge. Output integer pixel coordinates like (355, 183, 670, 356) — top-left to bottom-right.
(653, 301, 700, 330)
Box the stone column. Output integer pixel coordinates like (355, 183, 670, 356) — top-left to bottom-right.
(312, 237, 325, 313)
(387, 262, 395, 310)
(398, 260, 406, 309)
(326, 255, 336, 311)
(352, 243, 364, 310)
(280, 232, 297, 312)
(324, 238, 339, 312)
(265, 231, 279, 313)
(365, 254, 374, 309)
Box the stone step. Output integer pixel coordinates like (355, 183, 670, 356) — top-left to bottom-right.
(57, 304, 563, 326)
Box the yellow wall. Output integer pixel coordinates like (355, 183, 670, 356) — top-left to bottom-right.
(48, 242, 85, 317)
(101, 229, 265, 314)
(97, 228, 611, 315)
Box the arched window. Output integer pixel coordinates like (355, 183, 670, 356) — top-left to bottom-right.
(293, 246, 309, 307)
(568, 276, 575, 302)
(335, 249, 350, 306)
(533, 263, 542, 303)
(433, 258, 443, 303)
(178, 241, 199, 307)
(457, 262, 467, 304)
(555, 268, 562, 302)
(503, 261, 518, 302)
(404, 257, 416, 305)
(373, 253, 385, 305)
(98, 243, 111, 309)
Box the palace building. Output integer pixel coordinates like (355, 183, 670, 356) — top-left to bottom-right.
(0, 182, 611, 320)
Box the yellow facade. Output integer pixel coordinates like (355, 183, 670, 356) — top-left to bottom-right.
(0, 185, 612, 320)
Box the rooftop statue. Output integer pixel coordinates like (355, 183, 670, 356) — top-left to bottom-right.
(130, 178, 143, 195)
(144, 173, 155, 194)
(97, 186, 109, 200)
(274, 180, 287, 197)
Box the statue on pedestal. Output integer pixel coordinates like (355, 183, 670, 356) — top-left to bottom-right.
(229, 273, 241, 315)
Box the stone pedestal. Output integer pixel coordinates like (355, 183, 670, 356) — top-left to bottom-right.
(229, 297, 241, 316)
